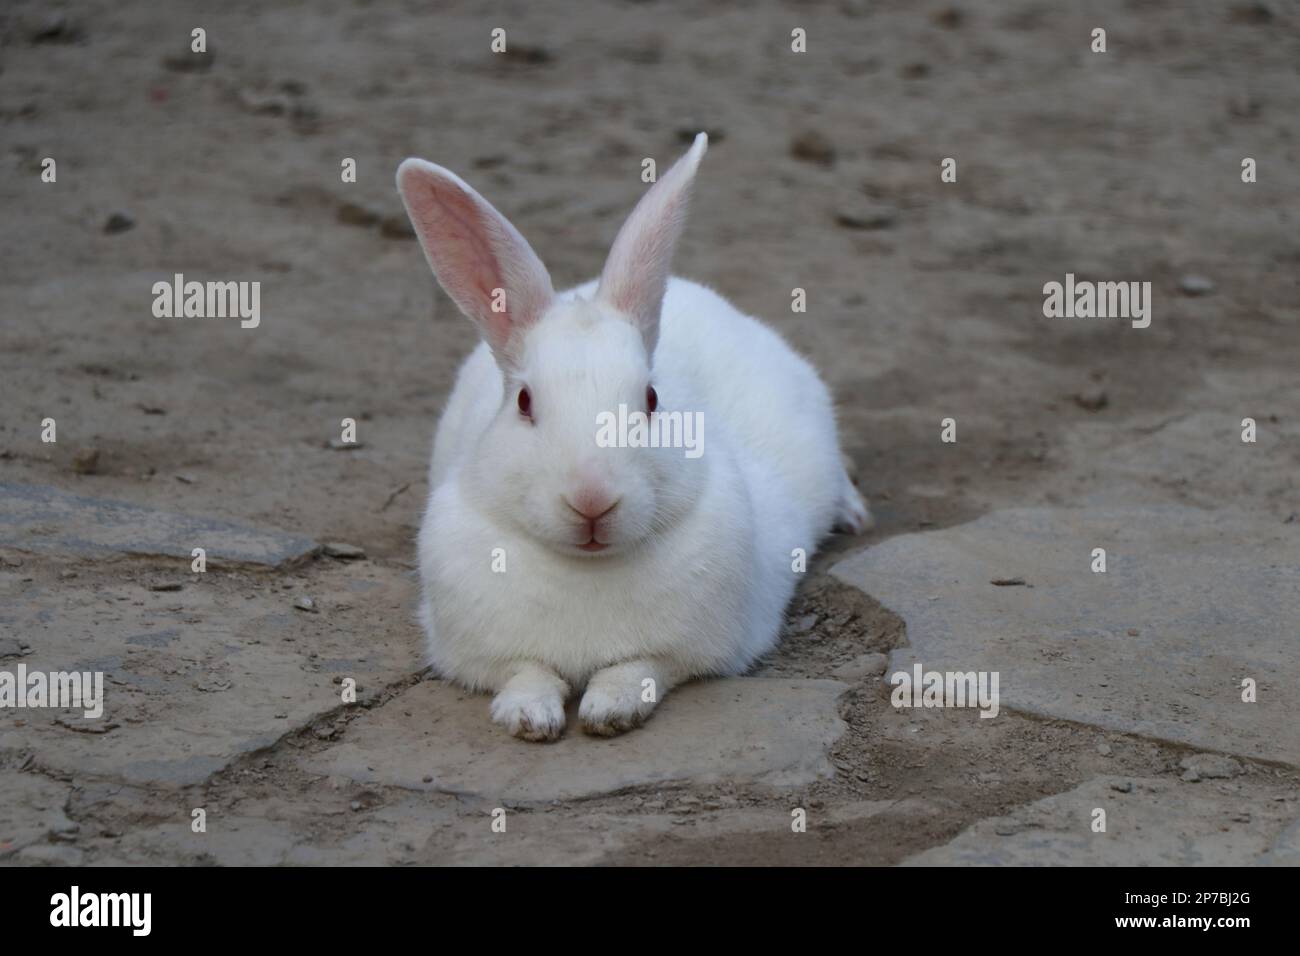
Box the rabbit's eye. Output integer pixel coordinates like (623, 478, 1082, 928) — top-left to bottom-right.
(646, 385, 658, 414)
(517, 386, 533, 420)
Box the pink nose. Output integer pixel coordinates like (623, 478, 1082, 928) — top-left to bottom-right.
(566, 490, 619, 523)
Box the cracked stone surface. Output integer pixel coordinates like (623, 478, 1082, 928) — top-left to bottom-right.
(902, 775, 1299, 866)
(4, 0, 1300, 866)
(0, 482, 319, 569)
(0, 773, 77, 859)
(93, 810, 438, 867)
(832, 506, 1300, 766)
(88, 797, 933, 867)
(303, 678, 850, 803)
(0, 561, 419, 785)
(1264, 817, 1300, 867)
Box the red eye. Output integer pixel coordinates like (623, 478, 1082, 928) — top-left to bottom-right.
(646, 385, 658, 414)
(517, 386, 532, 420)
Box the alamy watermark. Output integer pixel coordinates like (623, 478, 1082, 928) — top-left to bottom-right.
(0, 665, 104, 719)
(890, 663, 1000, 718)
(1043, 273, 1151, 329)
(50, 886, 150, 936)
(151, 273, 260, 328)
(595, 405, 704, 459)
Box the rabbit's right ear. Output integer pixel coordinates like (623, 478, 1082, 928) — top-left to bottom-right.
(597, 133, 707, 356)
(397, 159, 554, 369)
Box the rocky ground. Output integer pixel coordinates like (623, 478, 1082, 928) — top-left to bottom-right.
(1, 0, 1298, 865)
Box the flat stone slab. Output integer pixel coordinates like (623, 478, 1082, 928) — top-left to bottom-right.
(95, 813, 366, 867)
(0, 562, 420, 786)
(832, 507, 1300, 766)
(0, 482, 318, 568)
(902, 776, 1297, 866)
(0, 773, 77, 859)
(1264, 816, 1300, 866)
(304, 677, 849, 803)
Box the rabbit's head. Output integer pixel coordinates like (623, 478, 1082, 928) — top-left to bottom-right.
(397, 134, 708, 557)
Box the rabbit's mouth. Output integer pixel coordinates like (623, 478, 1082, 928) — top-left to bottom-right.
(577, 538, 610, 553)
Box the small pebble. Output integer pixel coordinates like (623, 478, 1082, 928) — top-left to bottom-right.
(162, 50, 214, 73)
(72, 449, 100, 475)
(337, 203, 380, 227)
(1073, 388, 1108, 412)
(235, 88, 289, 115)
(932, 8, 964, 29)
(54, 715, 118, 733)
(791, 612, 819, 634)
(834, 202, 897, 231)
(379, 215, 416, 239)
(831, 652, 889, 682)
(677, 127, 724, 144)
(103, 212, 135, 234)
(29, 15, 83, 44)
(501, 43, 551, 65)
(790, 130, 835, 167)
(323, 542, 366, 560)
(1179, 754, 1242, 780)
(1178, 274, 1216, 296)
(292, 596, 318, 613)
(1230, 2, 1273, 24)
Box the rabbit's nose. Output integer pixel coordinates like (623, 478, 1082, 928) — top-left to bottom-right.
(565, 492, 619, 523)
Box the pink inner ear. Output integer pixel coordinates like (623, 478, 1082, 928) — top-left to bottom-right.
(596, 134, 706, 352)
(410, 178, 504, 315)
(399, 161, 554, 362)
(604, 189, 683, 320)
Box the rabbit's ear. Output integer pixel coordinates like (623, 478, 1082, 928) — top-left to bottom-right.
(597, 133, 708, 355)
(397, 159, 554, 368)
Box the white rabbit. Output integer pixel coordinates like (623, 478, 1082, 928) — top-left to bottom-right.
(396, 133, 869, 741)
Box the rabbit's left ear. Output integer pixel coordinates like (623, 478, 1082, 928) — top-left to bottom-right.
(397, 158, 554, 371)
(597, 133, 708, 356)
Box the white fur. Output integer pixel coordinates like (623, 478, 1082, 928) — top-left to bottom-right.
(398, 135, 867, 740)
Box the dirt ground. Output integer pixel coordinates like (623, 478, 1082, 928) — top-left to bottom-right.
(2, 0, 1298, 865)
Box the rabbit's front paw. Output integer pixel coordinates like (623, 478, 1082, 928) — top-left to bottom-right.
(490, 671, 567, 742)
(579, 663, 661, 737)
